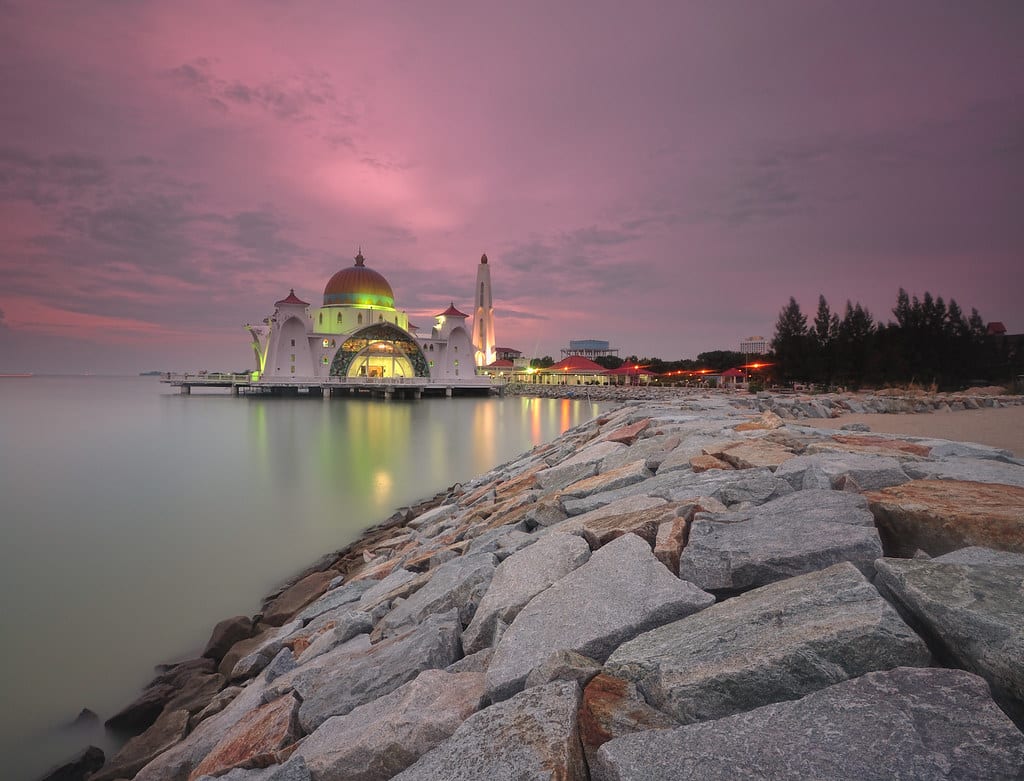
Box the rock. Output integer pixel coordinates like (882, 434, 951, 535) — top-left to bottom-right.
(91, 708, 190, 781)
(163, 672, 226, 717)
(485, 533, 714, 703)
(523, 497, 568, 528)
(37, 745, 104, 781)
(904, 457, 1024, 487)
(535, 460, 599, 492)
(874, 556, 1024, 718)
(68, 708, 99, 729)
(463, 533, 591, 654)
(866, 479, 1024, 556)
(264, 648, 296, 683)
(189, 686, 243, 730)
(391, 680, 587, 781)
(605, 562, 929, 725)
(603, 418, 650, 445)
(591, 668, 1024, 781)
(839, 422, 871, 432)
(133, 672, 269, 781)
(195, 755, 312, 780)
(807, 434, 933, 459)
(219, 630, 273, 678)
(202, 616, 254, 663)
(689, 454, 732, 472)
(230, 620, 302, 681)
(523, 650, 601, 690)
(446, 647, 494, 674)
(290, 608, 463, 732)
(294, 579, 374, 623)
(734, 410, 784, 431)
(558, 460, 653, 500)
(297, 670, 485, 781)
(261, 570, 336, 626)
(559, 439, 629, 468)
(664, 468, 795, 507)
(934, 546, 1024, 567)
(106, 658, 217, 732)
(578, 673, 678, 768)
(678, 492, 883, 593)
(377, 552, 496, 636)
(653, 516, 688, 573)
(775, 452, 909, 491)
(190, 693, 301, 779)
(714, 440, 795, 471)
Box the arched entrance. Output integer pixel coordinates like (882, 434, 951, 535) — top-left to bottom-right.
(329, 322, 430, 379)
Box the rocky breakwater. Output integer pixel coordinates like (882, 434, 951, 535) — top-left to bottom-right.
(59, 396, 1024, 781)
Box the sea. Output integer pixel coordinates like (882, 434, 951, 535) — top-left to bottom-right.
(0, 375, 609, 780)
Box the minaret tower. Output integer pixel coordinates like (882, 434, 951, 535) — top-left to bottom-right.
(472, 253, 496, 367)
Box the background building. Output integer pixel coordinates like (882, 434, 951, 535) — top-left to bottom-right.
(740, 335, 770, 355)
(561, 339, 619, 360)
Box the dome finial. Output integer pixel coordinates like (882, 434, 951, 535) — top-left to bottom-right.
(354, 247, 365, 267)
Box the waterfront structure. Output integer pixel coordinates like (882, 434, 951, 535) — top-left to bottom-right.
(245, 251, 477, 384)
(740, 335, 770, 355)
(533, 355, 610, 385)
(472, 254, 496, 367)
(561, 339, 619, 360)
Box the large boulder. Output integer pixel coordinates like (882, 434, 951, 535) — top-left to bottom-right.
(678, 491, 883, 593)
(867, 479, 1024, 555)
(261, 570, 336, 626)
(105, 658, 216, 732)
(604, 562, 929, 725)
(578, 673, 678, 768)
(90, 708, 190, 781)
(296, 670, 485, 781)
(377, 552, 496, 636)
(462, 533, 591, 655)
(485, 533, 713, 702)
(557, 460, 653, 499)
(202, 616, 254, 663)
(874, 556, 1024, 717)
(37, 746, 105, 781)
(774, 452, 909, 491)
(289, 608, 463, 732)
(591, 668, 1024, 781)
(391, 680, 587, 781)
(903, 456, 1024, 487)
(190, 693, 301, 779)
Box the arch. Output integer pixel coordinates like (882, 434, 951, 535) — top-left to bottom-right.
(329, 322, 430, 378)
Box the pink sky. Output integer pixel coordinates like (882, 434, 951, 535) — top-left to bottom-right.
(1, 1, 1021, 373)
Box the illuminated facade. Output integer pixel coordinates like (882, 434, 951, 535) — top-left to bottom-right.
(246, 251, 477, 381)
(740, 335, 770, 355)
(472, 254, 496, 367)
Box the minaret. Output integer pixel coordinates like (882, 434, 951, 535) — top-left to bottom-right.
(472, 253, 495, 367)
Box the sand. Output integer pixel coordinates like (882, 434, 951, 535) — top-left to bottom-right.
(803, 404, 1024, 458)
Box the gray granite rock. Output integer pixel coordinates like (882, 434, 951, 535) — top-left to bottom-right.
(462, 533, 591, 654)
(679, 506, 883, 593)
(295, 578, 374, 623)
(357, 568, 418, 609)
(378, 552, 496, 636)
(391, 680, 587, 781)
(874, 556, 1024, 717)
(536, 460, 599, 492)
(903, 456, 1024, 487)
(297, 669, 485, 781)
(703, 488, 874, 526)
(524, 649, 602, 690)
(558, 459, 653, 499)
(934, 546, 1024, 567)
(485, 533, 714, 702)
(445, 647, 494, 674)
(662, 467, 795, 507)
(605, 562, 930, 725)
(591, 668, 1024, 781)
(230, 619, 302, 680)
(775, 452, 909, 491)
(195, 755, 312, 781)
(90, 708, 189, 781)
(290, 608, 463, 732)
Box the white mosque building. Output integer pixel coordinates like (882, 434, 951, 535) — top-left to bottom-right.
(245, 250, 493, 384)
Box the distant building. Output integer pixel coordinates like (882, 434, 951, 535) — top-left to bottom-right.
(740, 335, 769, 355)
(987, 322, 1007, 336)
(561, 339, 619, 360)
(495, 346, 523, 361)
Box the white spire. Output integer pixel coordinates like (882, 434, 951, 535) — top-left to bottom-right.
(472, 253, 495, 367)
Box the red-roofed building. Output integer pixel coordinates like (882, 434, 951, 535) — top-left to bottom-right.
(532, 355, 610, 385)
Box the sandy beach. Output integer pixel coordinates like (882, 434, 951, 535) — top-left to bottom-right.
(804, 405, 1024, 458)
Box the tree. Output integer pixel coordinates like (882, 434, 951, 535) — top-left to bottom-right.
(593, 355, 624, 370)
(771, 297, 810, 382)
(530, 356, 554, 369)
(811, 294, 839, 384)
(696, 351, 746, 372)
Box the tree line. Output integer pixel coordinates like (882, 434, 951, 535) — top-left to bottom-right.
(771, 289, 1021, 389)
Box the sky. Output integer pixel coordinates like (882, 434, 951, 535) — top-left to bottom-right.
(0, 0, 1021, 373)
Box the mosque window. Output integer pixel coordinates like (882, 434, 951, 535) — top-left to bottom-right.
(429, 344, 434, 351)
(290, 366, 295, 373)
(290, 354, 295, 362)
(379, 314, 383, 322)
(291, 339, 295, 347)
(319, 313, 323, 325)
(358, 313, 363, 325)
(454, 360, 459, 367)
(337, 312, 342, 323)
(322, 339, 330, 347)
(322, 356, 329, 364)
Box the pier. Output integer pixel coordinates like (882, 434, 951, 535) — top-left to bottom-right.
(160, 372, 504, 399)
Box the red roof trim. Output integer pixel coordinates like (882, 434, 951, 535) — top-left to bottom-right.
(545, 355, 607, 373)
(275, 289, 310, 307)
(436, 302, 469, 318)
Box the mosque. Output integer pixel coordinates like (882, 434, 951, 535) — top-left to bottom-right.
(245, 251, 496, 384)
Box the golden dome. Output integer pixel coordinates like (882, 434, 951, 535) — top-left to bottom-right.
(323, 250, 395, 308)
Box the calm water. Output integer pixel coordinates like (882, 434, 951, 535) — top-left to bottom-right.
(0, 376, 608, 779)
